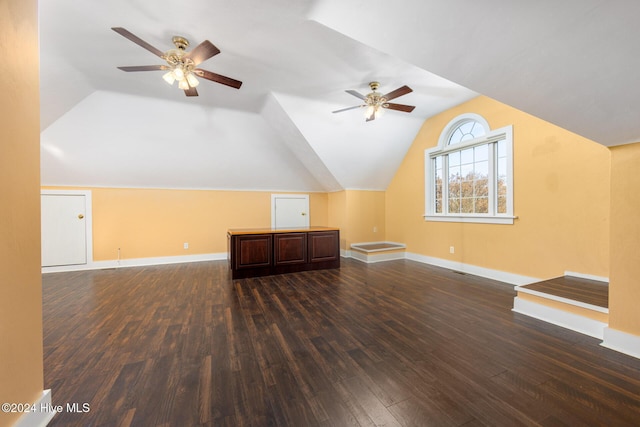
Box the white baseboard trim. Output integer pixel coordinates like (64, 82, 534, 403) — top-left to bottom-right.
(42, 252, 228, 273)
(601, 327, 640, 359)
(405, 252, 462, 271)
(564, 271, 609, 283)
(405, 252, 541, 286)
(14, 389, 55, 427)
(512, 296, 606, 339)
(342, 249, 540, 285)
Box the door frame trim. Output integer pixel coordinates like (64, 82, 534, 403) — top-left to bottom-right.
(271, 194, 310, 228)
(41, 189, 93, 272)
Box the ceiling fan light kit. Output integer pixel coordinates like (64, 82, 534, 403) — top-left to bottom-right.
(333, 81, 416, 122)
(161, 36, 200, 89)
(111, 27, 242, 97)
(363, 81, 386, 120)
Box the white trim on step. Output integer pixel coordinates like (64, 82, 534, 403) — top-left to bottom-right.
(601, 327, 640, 359)
(350, 250, 406, 264)
(350, 241, 406, 253)
(42, 253, 228, 273)
(13, 389, 55, 427)
(512, 296, 606, 339)
(514, 286, 609, 314)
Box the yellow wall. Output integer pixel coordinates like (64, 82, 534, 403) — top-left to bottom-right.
(328, 191, 348, 249)
(327, 190, 385, 251)
(309, 192, 329, 228)
(43, 188, 328, 260)
(0, 0, 44, 425)
(345, 190, 386, 246)
(386, 96, 611, 279)
(609, 142, 640, 335)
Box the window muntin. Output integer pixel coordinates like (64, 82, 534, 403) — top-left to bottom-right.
(448, 119, 487, 145)
(425, 115, 514, 224)
(446, 144, 490, 215)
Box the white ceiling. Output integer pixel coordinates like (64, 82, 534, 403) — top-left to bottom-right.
(39, 0, 640, 192)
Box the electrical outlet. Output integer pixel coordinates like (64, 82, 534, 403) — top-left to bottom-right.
(450, 246, 455, 254)
(184, 242, 189, 250)
(373, 226, 378, 233)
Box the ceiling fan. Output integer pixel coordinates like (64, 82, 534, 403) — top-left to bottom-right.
(111, 27, 242, 97)
(333, 81, 415, 121)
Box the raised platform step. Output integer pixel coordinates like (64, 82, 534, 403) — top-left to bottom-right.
(350, 241, 406, 263)
(518, 276, 608, 308)
(513, 275, 609, 339)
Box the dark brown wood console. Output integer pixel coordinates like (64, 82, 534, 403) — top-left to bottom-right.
(227, 227, 340, 279)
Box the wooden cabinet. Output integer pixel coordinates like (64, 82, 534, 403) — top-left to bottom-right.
(228, 227, 340, 279)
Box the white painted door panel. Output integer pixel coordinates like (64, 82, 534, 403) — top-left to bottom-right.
(272, 195, 309, 228)
(41, 194, 87, 267)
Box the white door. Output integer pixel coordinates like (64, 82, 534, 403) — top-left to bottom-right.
(272, 194, 309, 228)
(41, 194, 87, 267)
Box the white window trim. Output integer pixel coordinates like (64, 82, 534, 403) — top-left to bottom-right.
(424, 123, 515, 225)
(438, 113, 490, 147)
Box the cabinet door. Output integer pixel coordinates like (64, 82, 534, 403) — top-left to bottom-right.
(274, 233, 307, 265)
(234, 234, 272, 269)
(308, 231, 339, 263)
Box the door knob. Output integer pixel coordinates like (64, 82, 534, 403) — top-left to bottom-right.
(301, 212, 306, 216)
(78, 214, 84, 219)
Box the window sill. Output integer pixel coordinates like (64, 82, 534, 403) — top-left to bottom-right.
(423, 214, 516, 225)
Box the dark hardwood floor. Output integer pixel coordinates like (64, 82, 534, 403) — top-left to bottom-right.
(42, 259, 640, 426)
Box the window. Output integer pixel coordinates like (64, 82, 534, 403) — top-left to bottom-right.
(425, 114, 514, 224)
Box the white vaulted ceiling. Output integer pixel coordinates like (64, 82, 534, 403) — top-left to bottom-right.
(39, 0, 640, 192)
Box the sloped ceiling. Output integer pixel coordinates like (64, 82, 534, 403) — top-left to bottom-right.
(39, 0, 640, 192)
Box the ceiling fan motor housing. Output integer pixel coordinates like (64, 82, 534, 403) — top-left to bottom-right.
(163, 37, 196, 73)
(172, 36, 189, 50)
(367, 82, 388, 107)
